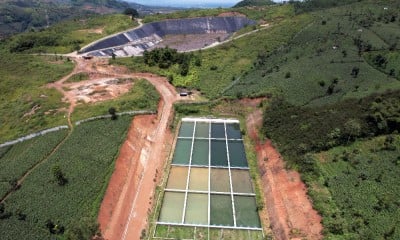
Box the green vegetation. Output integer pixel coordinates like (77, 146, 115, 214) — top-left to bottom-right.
(114, 4, 303, 98)
(65, 72, 90, 83)
(153, 225, 264, 239)
(0, 116, 131, 240)
(308, 135, 400, 239)
(143, 47, 194, 77)
(0, 53, 73, 143)
(263, 91, 400, 168)
(0, 130, 68, 197)
(5, 14, 137, 54)
(234, 0, 275, 8)
(229, 1, 400, 105)
(255, 2, 400, 238)
(0, 0, 130, 38)
(71, 79, 160, 122)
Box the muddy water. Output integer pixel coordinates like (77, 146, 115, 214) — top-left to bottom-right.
(234, 196, 261, 227)
(210, 168, 230, 192)
(166, 166, 188, 190)
(184, 193, 208, 224)
(189, 167, 208, 191)
(231, 169, 254, 193)
(179, 121, 194, 137)
(192, 138, 209, 166)
(172, 139, 192, 165)
(228, 140, 248, 167)
(195, 122, 209, 138)
(159, 192, 185, 223)
(210, 194, 233, 226)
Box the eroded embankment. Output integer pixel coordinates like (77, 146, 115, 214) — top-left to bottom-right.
(80, 16, 256, 57)
(246, 109, 323, 240)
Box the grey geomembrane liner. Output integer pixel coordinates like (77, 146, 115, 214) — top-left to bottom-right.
(81, 16, 256, 56)
(158, 118, 261, 230)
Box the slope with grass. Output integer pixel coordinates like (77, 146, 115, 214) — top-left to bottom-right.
(0, 116, 132, 240)
(0, 0, 132, 39)
(0, 53, 73, 143)
(5, 14, 137, 54)
(228, 0, 400, 106)
(256, 1, 400, 238)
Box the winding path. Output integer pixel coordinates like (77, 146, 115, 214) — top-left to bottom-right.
(47, 57, 180, 240)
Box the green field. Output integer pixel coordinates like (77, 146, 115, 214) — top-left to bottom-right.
(0, 130, 68, 197)
(228, 0, 400, 105)
(0, 116, 132, 240)
(0, 53, 73, 143)
(308, 135, 400, 239)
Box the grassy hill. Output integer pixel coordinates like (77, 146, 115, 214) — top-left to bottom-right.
(0, 0, 133, 39)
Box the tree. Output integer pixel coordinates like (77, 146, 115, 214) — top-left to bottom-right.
(52, 165, 67, 186)
(351, 67, 360, 78)
(65, 217, 100, 240)
(123, 8, 139, 18)
(343, 119, 361, 143)
(109, 107, 117, 120)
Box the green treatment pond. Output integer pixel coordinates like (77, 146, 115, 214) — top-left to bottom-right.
(157, 118, 261, 231)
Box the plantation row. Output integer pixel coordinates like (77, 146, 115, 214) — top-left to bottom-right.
(0, 116, 132, 239)
(309, 135, 400, 239)
(0, 130, 68, 198)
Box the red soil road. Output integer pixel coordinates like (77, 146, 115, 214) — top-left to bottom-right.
(246, 109, 323, 240)
(97, 65, 179, 240)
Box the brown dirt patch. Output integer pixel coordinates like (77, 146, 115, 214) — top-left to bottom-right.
(77, 28, 104, 34)
(153, 32, 230, 52)
(98, 114, 159, 240)
(65, 78, 133, 104)
(246, 109, 323, 240)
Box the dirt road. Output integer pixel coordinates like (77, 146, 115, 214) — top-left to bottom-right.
(246, 109, 323, 240)
(47, 57, 179, 240)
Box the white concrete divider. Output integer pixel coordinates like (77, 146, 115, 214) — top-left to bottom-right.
(0, 126, 69, 148)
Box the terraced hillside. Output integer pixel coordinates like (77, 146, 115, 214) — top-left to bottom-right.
(80, 16, 256, 57)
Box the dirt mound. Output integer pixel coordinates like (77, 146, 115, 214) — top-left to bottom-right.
(246, 109, 323, 240)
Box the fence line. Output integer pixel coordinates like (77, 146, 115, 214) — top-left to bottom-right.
(0, 126, 69, 148)
(0, 110, 156, 148)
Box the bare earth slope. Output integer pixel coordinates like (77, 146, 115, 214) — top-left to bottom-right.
(247, 109, 323, 240)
